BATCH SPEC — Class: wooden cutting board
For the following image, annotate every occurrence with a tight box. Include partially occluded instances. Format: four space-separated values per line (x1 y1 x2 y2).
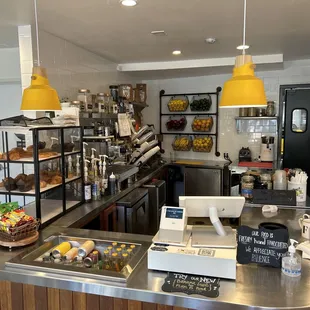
0 231 39 248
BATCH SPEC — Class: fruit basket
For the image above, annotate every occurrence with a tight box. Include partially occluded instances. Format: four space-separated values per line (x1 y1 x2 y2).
192 136 213 153
190 95 212 112
172 136 192 151
192 116 213 132
168 96 189 112
0 206 40 241
0 219 40 241
165 116 187 131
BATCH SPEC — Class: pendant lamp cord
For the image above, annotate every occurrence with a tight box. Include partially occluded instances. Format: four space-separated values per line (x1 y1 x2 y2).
242 0 247 63
34 0 40 66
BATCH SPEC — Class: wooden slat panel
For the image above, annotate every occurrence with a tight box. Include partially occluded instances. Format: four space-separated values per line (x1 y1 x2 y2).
0 281 12 310
59 289 73 310
99 296 113 310
72 292 86 310
48 288 60 310
35 286 48 310
11 282 23 310
23 284 35 310
157 305 173 310
128 300 142 310
173 307 187 310
142 302 157 310
86 294 99 310
114 298 128 310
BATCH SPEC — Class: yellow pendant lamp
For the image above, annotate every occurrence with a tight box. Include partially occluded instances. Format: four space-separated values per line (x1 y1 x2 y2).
220 0 267 108
20 0 61 111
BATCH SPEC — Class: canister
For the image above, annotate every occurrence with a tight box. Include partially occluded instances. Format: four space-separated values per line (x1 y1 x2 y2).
52 242 72 258
241 175 255 200
64 247 79 261
78 240 95 258
84 254 95 268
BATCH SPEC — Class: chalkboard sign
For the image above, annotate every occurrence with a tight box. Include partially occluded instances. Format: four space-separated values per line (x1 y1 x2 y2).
237 225 289 268
162 272 220 298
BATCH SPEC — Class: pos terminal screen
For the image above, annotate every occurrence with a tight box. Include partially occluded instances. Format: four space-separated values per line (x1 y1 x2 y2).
166 208 183 219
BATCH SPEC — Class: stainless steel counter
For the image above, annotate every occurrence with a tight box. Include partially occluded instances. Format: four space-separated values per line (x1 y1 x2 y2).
1 206 310 309
51 163 166 228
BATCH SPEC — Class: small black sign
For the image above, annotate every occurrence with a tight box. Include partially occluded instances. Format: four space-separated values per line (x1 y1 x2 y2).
237 225 289 268
162 272 220 298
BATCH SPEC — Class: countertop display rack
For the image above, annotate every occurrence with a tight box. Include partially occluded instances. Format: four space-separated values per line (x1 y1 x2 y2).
0 125 84 228
159 87 222 157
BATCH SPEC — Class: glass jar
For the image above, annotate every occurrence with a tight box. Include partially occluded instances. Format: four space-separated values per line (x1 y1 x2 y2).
260 174 272 189
77 89 91 112
241 175 255 200
109 85 119 102
266 101 275 117
70 100 83 109
97 93 107 113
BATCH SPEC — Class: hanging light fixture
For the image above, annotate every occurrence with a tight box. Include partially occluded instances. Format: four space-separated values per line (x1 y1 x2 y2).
220 0 267 108
20 0 61 111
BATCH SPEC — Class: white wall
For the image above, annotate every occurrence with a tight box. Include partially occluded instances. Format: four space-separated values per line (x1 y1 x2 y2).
18 26 135 100
142 59 310 162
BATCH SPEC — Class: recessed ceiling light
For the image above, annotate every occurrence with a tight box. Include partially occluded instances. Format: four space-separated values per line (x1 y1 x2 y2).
172 50 181 55
205 38 217 44
237 44 250 50
120 0 137 7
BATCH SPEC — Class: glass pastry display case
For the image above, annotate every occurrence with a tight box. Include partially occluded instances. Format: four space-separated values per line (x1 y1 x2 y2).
6 232 151 284
0 122 84 228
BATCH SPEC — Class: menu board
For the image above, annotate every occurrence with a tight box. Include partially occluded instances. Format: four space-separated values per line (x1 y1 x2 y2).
162 272 220 298
237 225 289 268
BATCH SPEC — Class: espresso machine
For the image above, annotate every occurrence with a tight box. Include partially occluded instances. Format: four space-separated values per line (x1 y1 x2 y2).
260 136 274 162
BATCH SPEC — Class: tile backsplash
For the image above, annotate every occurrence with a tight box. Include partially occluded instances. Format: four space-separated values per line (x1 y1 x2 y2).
142 59 310 162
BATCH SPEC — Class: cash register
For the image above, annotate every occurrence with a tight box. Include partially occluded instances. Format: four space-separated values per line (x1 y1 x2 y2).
148 196 245 280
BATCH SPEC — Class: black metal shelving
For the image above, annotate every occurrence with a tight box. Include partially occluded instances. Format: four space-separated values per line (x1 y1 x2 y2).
159 87 222 157
0 126 84 228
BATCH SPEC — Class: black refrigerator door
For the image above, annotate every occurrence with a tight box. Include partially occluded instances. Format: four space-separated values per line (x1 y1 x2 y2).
283 89 310 192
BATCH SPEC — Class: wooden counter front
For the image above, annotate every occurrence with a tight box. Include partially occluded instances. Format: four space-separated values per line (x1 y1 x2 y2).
0 281 189 310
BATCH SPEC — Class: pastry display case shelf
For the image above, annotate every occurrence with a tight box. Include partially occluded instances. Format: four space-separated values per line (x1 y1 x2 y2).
0 151 82 164
0 176 81 196
25 199 80 225
0 124 84 227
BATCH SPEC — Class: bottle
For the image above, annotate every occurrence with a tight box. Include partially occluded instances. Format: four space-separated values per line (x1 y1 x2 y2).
92 159 101 201
84 159 92 202
68 155 73 177
109 172 116 195
282 239 301 277
100 155 109 196
74 155 82 197
83 142 88 159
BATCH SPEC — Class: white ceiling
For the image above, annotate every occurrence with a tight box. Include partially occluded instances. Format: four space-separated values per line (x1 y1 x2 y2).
1 0 310 63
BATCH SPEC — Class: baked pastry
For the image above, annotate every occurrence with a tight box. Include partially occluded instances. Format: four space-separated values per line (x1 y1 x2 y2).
40 181 47 188
16 179 33 192
39 152 58 159
15 174 27 183
50 175 62 185
3 177 17 191
68 173 74 179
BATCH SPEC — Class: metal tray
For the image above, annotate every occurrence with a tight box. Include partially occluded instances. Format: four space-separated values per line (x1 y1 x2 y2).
6 233 151 284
